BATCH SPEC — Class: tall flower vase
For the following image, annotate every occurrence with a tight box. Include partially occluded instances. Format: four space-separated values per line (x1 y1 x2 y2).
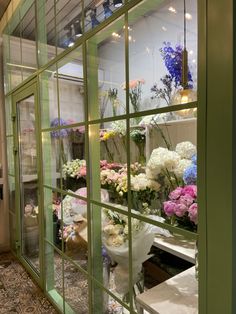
136 142 146 165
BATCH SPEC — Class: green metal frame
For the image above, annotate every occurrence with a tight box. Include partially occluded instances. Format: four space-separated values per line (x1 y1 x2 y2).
5 0 236 313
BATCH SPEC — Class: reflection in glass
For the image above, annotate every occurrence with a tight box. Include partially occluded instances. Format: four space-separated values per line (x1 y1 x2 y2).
17 95 39 272
128 0 197 112
87 17 126 120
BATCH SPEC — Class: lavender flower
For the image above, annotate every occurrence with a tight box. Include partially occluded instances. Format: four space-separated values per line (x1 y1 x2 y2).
50 118 70 138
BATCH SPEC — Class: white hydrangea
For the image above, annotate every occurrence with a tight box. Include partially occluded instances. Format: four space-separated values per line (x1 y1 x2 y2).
146 147 180 178
175 141 196 159
111 120 126 136
131 173 161 192
174 159 192 178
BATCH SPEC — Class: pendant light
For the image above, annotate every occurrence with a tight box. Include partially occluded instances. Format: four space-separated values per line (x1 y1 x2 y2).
179 0 196 105
113 0 123 8
74 20 83 37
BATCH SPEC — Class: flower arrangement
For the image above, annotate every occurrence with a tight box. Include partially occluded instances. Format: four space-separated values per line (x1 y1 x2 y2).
102 208 154 294
163 185 197 231
108 88 119 116
183 154 197 185
122 79 145 121
130 127 146 164
146 141 196 198
160 42 193 89
62 159 86 179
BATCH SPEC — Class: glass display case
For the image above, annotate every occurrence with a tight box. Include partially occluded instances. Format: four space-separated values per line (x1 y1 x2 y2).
4 0 200 313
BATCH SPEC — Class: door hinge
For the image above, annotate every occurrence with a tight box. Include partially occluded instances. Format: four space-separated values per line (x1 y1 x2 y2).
15 241 20 250
13 147 18 154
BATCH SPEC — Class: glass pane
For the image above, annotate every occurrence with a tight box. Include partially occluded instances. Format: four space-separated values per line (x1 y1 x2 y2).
87 17 126 120
7 136 14 176
129 111 197 226
21 2 37 80
63 259 89 313
45 244 64 313
5 96 13 136
56 1 82 52
128 0 197 112
3 32 11 94
57 48 85 124
42 131 61 190
37 0 57 66
9 176 16 214
44 188 62 250
61 196 88 270
133 219 197 314
90 120 127 209
100 207 130 304
17 94 39 272
40 64 58 130
8 8 22 90
9 212 17 253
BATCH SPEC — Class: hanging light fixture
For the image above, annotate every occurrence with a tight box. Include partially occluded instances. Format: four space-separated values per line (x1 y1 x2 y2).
103 0 113 19
113 0 123 8
74 20 83 37
90 8 100 28
179 0 196 105
171 0 196 116
64 26 75 48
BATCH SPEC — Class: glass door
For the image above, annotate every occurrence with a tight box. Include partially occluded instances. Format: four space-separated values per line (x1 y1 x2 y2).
13 81 42 286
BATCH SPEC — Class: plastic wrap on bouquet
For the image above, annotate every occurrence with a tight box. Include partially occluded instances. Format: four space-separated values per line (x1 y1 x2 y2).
103 224 154 295
61 188 109 224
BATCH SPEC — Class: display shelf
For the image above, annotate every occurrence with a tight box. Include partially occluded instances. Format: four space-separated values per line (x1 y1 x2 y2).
136 266 198 314
153 235 196 264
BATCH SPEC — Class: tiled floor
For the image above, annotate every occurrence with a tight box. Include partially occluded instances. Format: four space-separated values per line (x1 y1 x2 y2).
0 252 57 314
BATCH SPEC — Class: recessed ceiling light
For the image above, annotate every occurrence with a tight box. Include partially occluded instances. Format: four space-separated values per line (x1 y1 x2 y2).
168 6 177 13
189 50 194 55
162 26 167 31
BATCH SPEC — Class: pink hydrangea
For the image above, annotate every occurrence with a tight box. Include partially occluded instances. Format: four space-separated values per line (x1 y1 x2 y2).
188 203 198 224
169 187 183 200
174 203 188 217
163 201 177 216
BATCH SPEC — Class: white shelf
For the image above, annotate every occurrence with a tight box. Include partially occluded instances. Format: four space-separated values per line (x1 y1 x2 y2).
136 266 198 314
153 235 196 264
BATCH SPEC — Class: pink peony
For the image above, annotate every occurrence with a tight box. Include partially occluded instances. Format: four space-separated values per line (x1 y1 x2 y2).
174 203 188 217
169 187 183 200
188 203 198 224
179 195 194 207
163 201 177 216
182 185 197 198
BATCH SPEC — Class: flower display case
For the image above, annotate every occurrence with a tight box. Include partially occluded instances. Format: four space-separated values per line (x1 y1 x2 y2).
3 0 203 313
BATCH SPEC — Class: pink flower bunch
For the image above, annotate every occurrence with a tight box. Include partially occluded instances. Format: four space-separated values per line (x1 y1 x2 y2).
100 160 122 170
76 166 87 178
121 79 145 90
163 185 198 225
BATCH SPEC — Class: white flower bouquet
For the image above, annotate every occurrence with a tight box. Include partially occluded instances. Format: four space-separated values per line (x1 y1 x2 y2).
102 209 154 295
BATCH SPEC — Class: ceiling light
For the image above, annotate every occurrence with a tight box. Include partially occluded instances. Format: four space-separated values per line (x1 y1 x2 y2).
162 26 167 31
168 6 177 13
113 0 123 8
74 20 83 37
103 0 113 19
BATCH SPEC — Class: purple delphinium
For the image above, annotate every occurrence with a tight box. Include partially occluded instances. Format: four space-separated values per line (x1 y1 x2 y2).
50 118 70 138
160 42 193 89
